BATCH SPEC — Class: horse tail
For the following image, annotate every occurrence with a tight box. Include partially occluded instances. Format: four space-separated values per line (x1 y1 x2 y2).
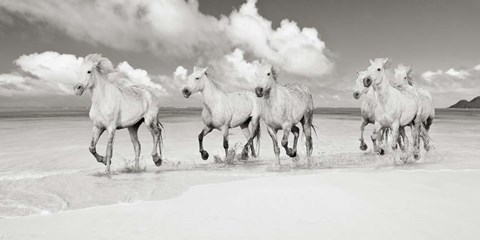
420 121 430 142
156 115 165 149
254 123 261 157
311 124 318 138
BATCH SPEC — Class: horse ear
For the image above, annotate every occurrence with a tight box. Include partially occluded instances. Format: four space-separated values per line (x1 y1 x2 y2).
203 67 209 76
369 59 374 65
193 66 199 72
383 58 391 69
355 70 360 76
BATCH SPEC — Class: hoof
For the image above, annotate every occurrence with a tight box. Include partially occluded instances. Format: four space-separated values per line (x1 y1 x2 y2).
424 145 431 152
153 155 162 166
359 143 368 151
97 156 106 165
200 150 209 160
377 148 385 155
287 148 297 158
241 150 249 160
413 153 420 161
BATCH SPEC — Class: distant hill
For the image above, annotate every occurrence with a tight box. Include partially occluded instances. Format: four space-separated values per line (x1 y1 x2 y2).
449 96 480 108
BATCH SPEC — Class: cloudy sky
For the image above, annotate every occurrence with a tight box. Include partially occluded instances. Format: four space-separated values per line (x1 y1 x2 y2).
0 0 479 108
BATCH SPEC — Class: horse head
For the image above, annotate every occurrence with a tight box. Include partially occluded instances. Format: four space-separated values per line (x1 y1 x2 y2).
394 64 414 87
363 58 391 89
182 66 208 98
74 54 114 96
254 61 278 98
353 70 369 99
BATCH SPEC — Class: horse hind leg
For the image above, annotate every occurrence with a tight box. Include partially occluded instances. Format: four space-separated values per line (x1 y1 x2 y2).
222 127 230 161
301 112 314 158
240 121 252 160
128 122 142 171
422 117 433 151
146 119 162 166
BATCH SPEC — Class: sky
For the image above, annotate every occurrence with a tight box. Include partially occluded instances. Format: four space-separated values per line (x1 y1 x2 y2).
0 0 479 108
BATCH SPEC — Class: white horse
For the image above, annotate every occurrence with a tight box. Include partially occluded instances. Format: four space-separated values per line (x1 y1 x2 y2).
394 65 435 150
362 58 423 160
74 54 164 173
254 62 314 165
353 70 407 153
181 66 261 161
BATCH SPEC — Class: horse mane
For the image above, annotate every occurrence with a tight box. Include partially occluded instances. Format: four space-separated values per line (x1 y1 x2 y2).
203 68 226 91
85 53 115 75
271 66 279 81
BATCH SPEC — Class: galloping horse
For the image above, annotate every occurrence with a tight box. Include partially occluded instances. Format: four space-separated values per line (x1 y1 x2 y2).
362 58 423 160
182 66 261 161
74 54 164 173
394 65 435 150
353 70 407 153
254 61 314 165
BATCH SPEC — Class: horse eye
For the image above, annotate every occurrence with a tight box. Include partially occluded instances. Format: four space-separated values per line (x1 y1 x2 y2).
195 77 199 80
377 68 381 72
404 77 407 80
267 73 271 76
87 70 91 74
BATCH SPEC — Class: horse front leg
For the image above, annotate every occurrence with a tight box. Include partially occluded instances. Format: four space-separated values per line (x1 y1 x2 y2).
198 126 213 160
89 126 105 165
240 119 259 160
371 123 384 155
398 127 407 151
281 126 294 158
390 122 400 152
104 127 116 173
267 126 281 166
290 126 300 158
359 119 369 151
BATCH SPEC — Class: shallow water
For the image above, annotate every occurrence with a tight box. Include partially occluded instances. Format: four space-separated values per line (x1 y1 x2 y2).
0 108 479 217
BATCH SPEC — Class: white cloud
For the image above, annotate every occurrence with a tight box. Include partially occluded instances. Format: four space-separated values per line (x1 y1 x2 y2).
207 49 261 90
421 70 442 82
418 64 480 105
226 1 332 77
0 0 333 79
173 66 188 81
0 51 174 96
445 68 470 79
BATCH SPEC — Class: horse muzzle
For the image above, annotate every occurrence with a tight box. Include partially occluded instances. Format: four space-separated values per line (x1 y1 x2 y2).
363 77 372 88
353 91 360 99
182 88 191 98
255 87 264 97
74 84 84 96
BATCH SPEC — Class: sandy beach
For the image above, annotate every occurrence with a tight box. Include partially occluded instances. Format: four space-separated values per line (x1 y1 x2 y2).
1 108 479 239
